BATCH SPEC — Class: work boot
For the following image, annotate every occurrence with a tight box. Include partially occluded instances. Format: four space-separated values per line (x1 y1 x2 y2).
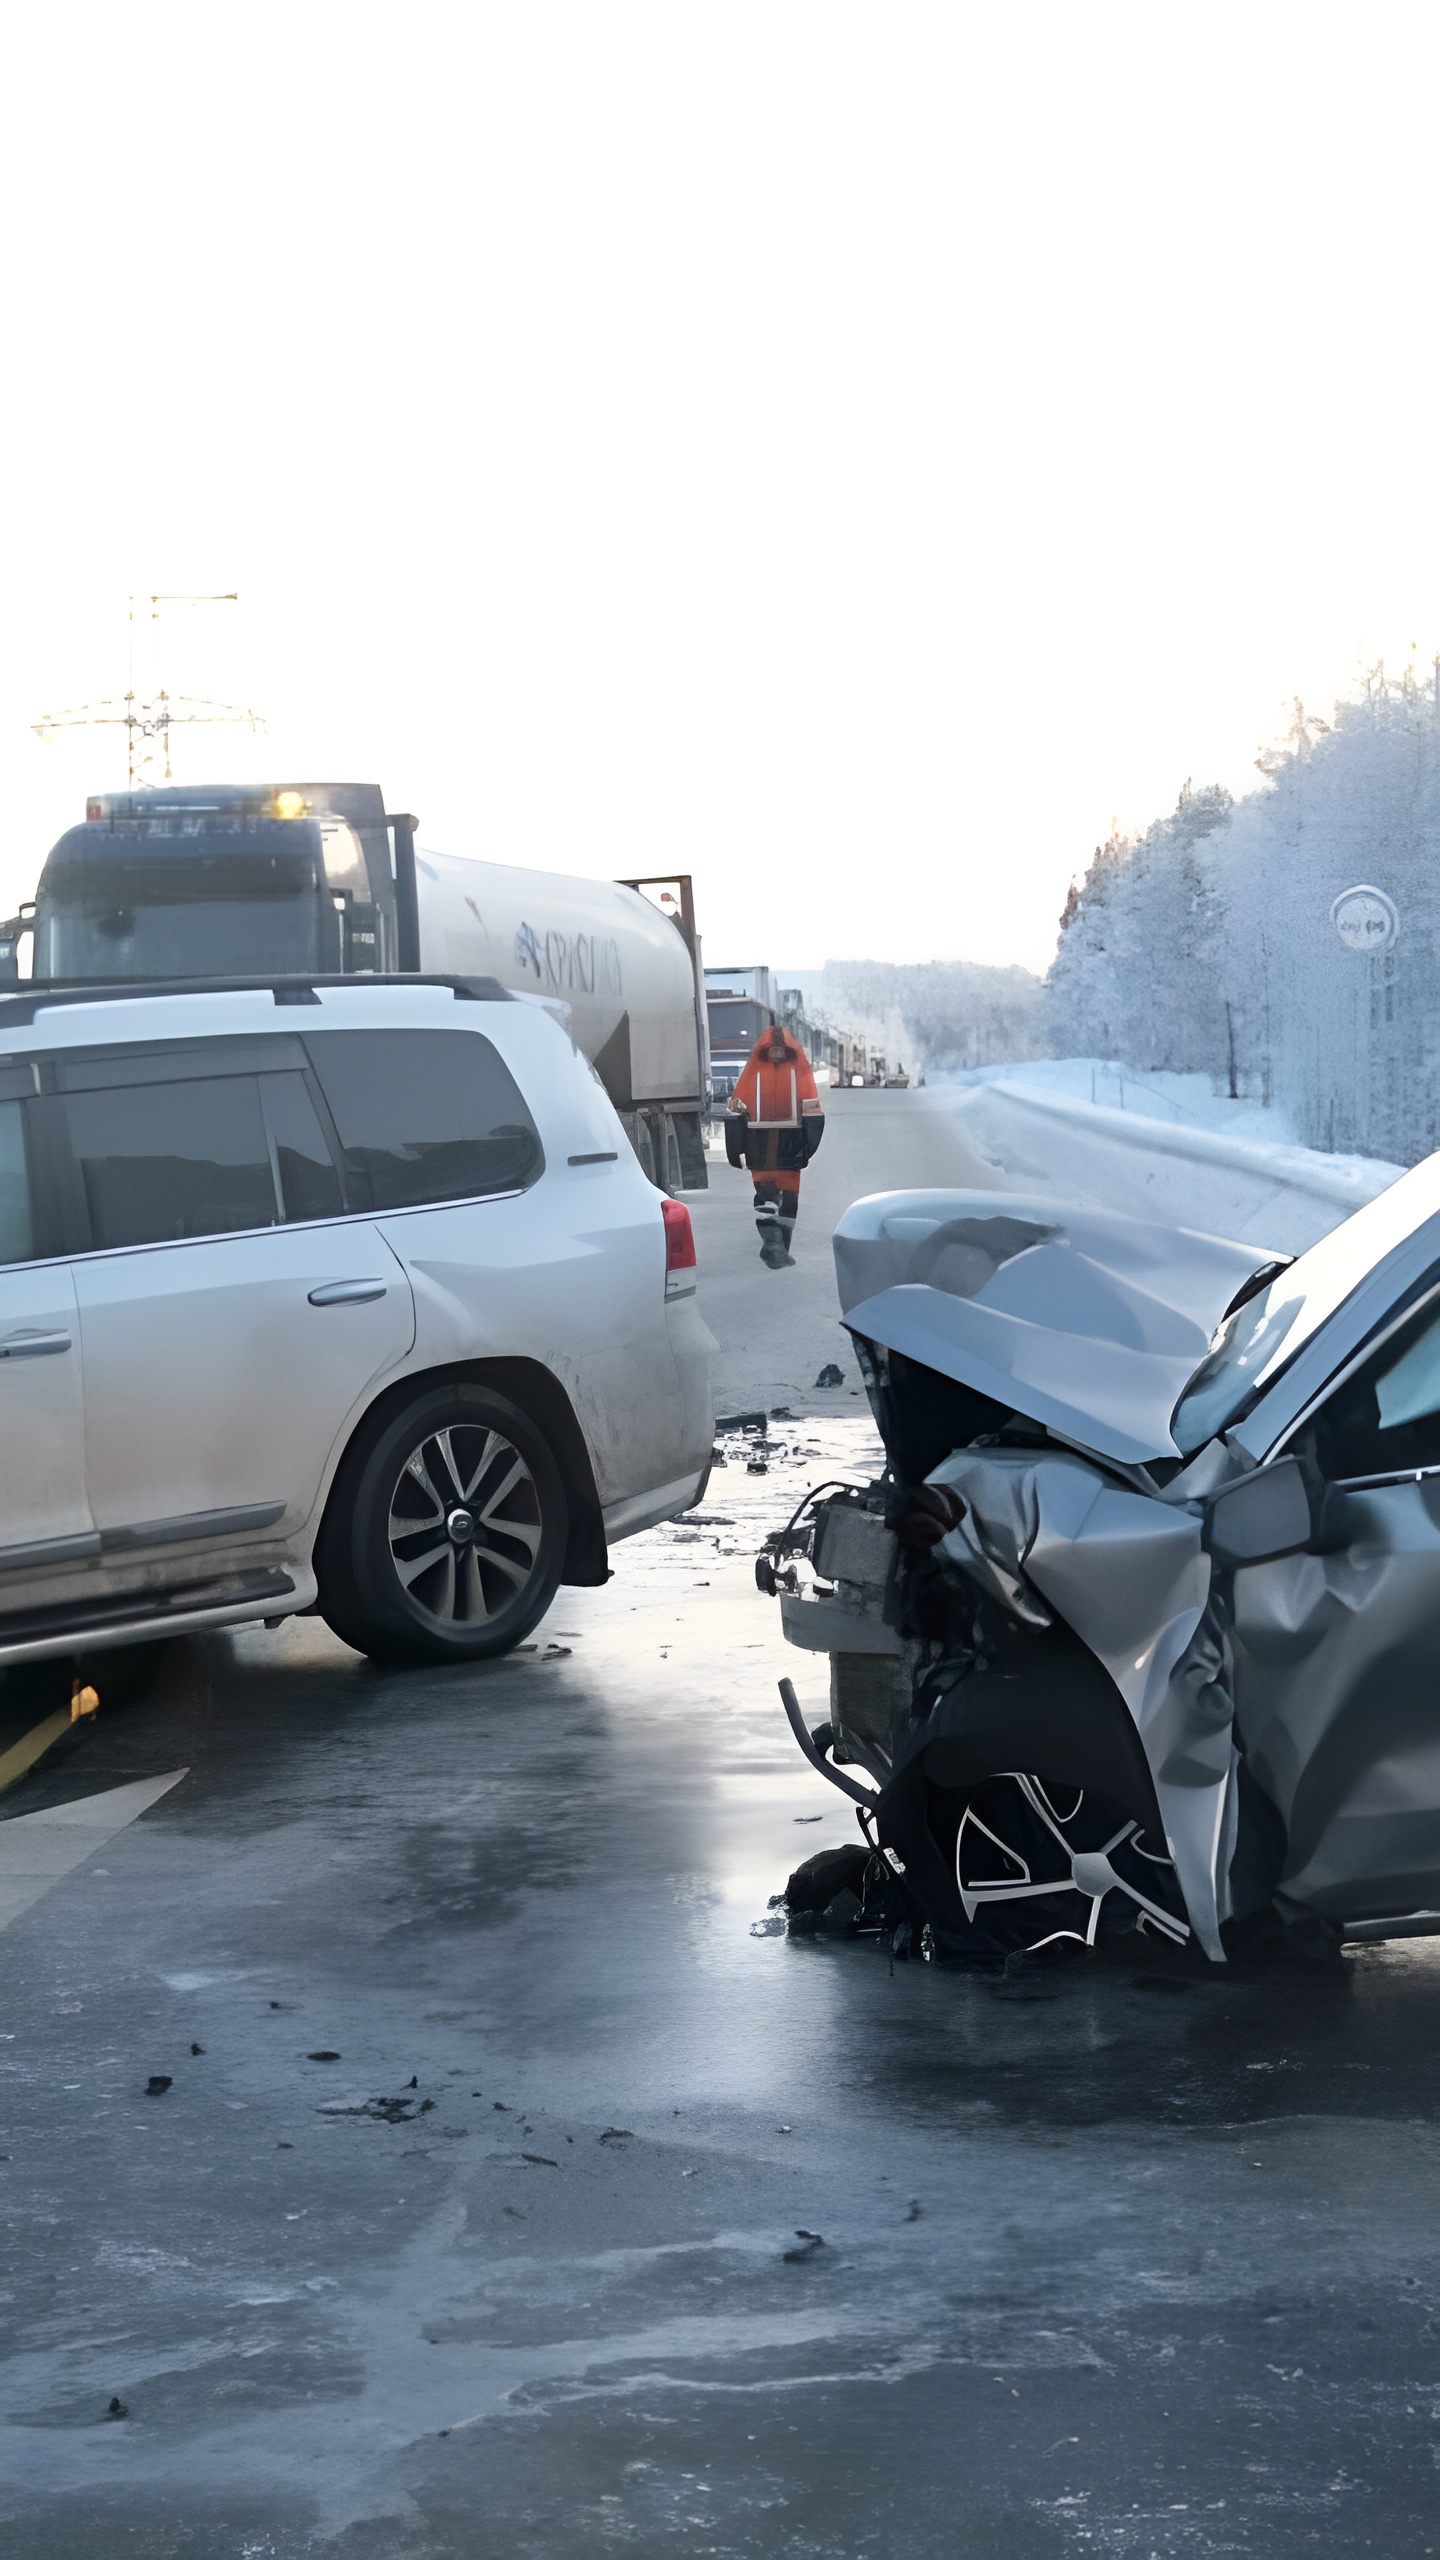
775 1218 796 1266
755 1207 781 1263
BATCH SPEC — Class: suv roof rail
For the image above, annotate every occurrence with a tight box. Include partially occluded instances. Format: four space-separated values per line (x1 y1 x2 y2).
0 973 514 1029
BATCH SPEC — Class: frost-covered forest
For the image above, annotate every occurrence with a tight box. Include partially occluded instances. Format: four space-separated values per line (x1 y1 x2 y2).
1049 669 1440 1163
806 959 1046 1074
807 670 1440 1163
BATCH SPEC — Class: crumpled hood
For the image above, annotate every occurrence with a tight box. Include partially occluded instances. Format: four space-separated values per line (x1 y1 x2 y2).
835 1190 1276 1466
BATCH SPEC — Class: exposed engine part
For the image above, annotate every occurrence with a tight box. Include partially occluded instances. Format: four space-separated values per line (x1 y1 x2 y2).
759 1481 908 1784
777 1678 878 1808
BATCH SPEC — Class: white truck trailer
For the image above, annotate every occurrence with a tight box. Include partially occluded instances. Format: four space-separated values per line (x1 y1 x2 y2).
0 781 710 1189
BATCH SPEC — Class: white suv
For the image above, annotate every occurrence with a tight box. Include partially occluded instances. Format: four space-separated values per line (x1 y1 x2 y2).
0 974 713 1668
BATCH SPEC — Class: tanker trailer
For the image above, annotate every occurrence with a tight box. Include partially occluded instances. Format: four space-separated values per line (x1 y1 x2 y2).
4 781 709 1190
412 844 709 1189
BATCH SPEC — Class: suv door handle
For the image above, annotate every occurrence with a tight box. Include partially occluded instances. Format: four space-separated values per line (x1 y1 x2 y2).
307 1280 388 1306
0 1329 72 1358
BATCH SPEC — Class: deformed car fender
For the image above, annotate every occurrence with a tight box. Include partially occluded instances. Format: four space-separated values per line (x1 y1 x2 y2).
926 1446 1237 1959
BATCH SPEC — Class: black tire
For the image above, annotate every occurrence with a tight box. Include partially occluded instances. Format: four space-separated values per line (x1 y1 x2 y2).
316 1383 568 1666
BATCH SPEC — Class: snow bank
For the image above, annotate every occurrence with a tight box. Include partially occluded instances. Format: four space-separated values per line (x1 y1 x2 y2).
939 1059 1405 1255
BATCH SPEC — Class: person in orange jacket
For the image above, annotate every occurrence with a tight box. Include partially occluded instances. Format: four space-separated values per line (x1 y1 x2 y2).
724 1021 825 1267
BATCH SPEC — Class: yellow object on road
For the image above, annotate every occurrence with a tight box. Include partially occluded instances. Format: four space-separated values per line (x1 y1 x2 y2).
0 1708 73 1796
0 1683 99 1798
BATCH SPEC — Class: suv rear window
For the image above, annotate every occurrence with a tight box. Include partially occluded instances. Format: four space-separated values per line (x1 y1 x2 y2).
302 1029 542 1211
0 1100 32 1263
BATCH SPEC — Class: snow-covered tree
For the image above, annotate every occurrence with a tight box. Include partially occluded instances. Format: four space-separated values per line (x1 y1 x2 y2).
1210 671 1440 1160
1048 783 1232 1077
1046 667 1440 1164
815 958 1046 1073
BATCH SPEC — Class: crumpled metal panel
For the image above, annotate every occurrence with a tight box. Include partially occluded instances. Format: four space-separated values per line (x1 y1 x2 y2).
848 1284 1200 1466
835 1192 1272 1466
835 1192 1268 1330
927 1447 1237 1958
1228 1481 1440 1920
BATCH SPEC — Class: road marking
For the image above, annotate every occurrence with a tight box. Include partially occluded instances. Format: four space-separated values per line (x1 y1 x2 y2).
0 1771 188 1933
0 1708 74 1796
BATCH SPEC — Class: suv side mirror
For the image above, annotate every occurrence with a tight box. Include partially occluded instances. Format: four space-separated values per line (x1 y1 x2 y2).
1205 1454 1313 1567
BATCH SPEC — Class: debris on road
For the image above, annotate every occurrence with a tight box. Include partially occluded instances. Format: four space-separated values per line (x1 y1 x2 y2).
815 1363 845 1387
323 2093 437 2124
781 1845 905 1943
144 2075 172 2094
783 2229 825 2262
786 1845 869 1911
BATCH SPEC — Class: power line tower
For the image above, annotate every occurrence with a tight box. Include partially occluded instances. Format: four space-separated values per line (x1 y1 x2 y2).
32 593 265 785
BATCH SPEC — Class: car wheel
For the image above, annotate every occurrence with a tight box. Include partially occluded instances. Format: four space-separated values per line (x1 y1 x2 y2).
317 1384 568 1666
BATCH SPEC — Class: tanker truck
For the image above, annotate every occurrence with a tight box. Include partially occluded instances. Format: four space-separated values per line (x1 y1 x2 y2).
0 781 710 1189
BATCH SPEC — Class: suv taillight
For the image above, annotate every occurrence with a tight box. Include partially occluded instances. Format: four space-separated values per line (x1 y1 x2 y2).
661 1197 697 1298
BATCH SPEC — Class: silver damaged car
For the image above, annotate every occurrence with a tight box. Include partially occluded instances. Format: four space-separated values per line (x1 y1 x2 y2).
766 1172 1440 1965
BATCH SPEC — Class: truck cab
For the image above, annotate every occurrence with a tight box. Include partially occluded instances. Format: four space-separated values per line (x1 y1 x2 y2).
9 783 408 987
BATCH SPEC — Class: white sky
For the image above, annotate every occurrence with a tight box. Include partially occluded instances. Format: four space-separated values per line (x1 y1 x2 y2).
3 1 1440 975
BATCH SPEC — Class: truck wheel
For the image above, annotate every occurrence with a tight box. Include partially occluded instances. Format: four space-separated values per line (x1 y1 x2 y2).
317 1384 567 1666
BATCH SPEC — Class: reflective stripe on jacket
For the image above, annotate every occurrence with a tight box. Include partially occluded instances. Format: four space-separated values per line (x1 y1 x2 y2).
727 1034 822 1129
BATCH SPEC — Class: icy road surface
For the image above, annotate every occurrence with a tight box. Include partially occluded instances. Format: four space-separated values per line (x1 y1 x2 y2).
2 1091 1440 2558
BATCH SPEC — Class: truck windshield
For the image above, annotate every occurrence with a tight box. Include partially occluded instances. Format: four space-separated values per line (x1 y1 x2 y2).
1171 1152 1440 1452
33 835 325 982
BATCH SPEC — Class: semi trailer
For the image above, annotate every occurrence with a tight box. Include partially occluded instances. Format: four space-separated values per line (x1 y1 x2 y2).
0 782 710 1189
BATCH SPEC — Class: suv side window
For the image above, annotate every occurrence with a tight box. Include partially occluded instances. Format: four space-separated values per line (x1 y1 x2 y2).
302 1029 543 1212
1311 1285 1440 1480
63 1075 280 1249
0 1097 33 1264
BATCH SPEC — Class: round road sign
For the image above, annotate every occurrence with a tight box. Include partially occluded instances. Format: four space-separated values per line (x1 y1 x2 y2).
1330 885 1398 954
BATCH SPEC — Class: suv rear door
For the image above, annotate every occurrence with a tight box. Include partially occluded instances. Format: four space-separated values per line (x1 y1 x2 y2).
53 1036 415 1572
294 1020 684 1508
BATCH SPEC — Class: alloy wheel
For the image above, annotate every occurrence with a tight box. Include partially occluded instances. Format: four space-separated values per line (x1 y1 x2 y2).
387 1423 544 1629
